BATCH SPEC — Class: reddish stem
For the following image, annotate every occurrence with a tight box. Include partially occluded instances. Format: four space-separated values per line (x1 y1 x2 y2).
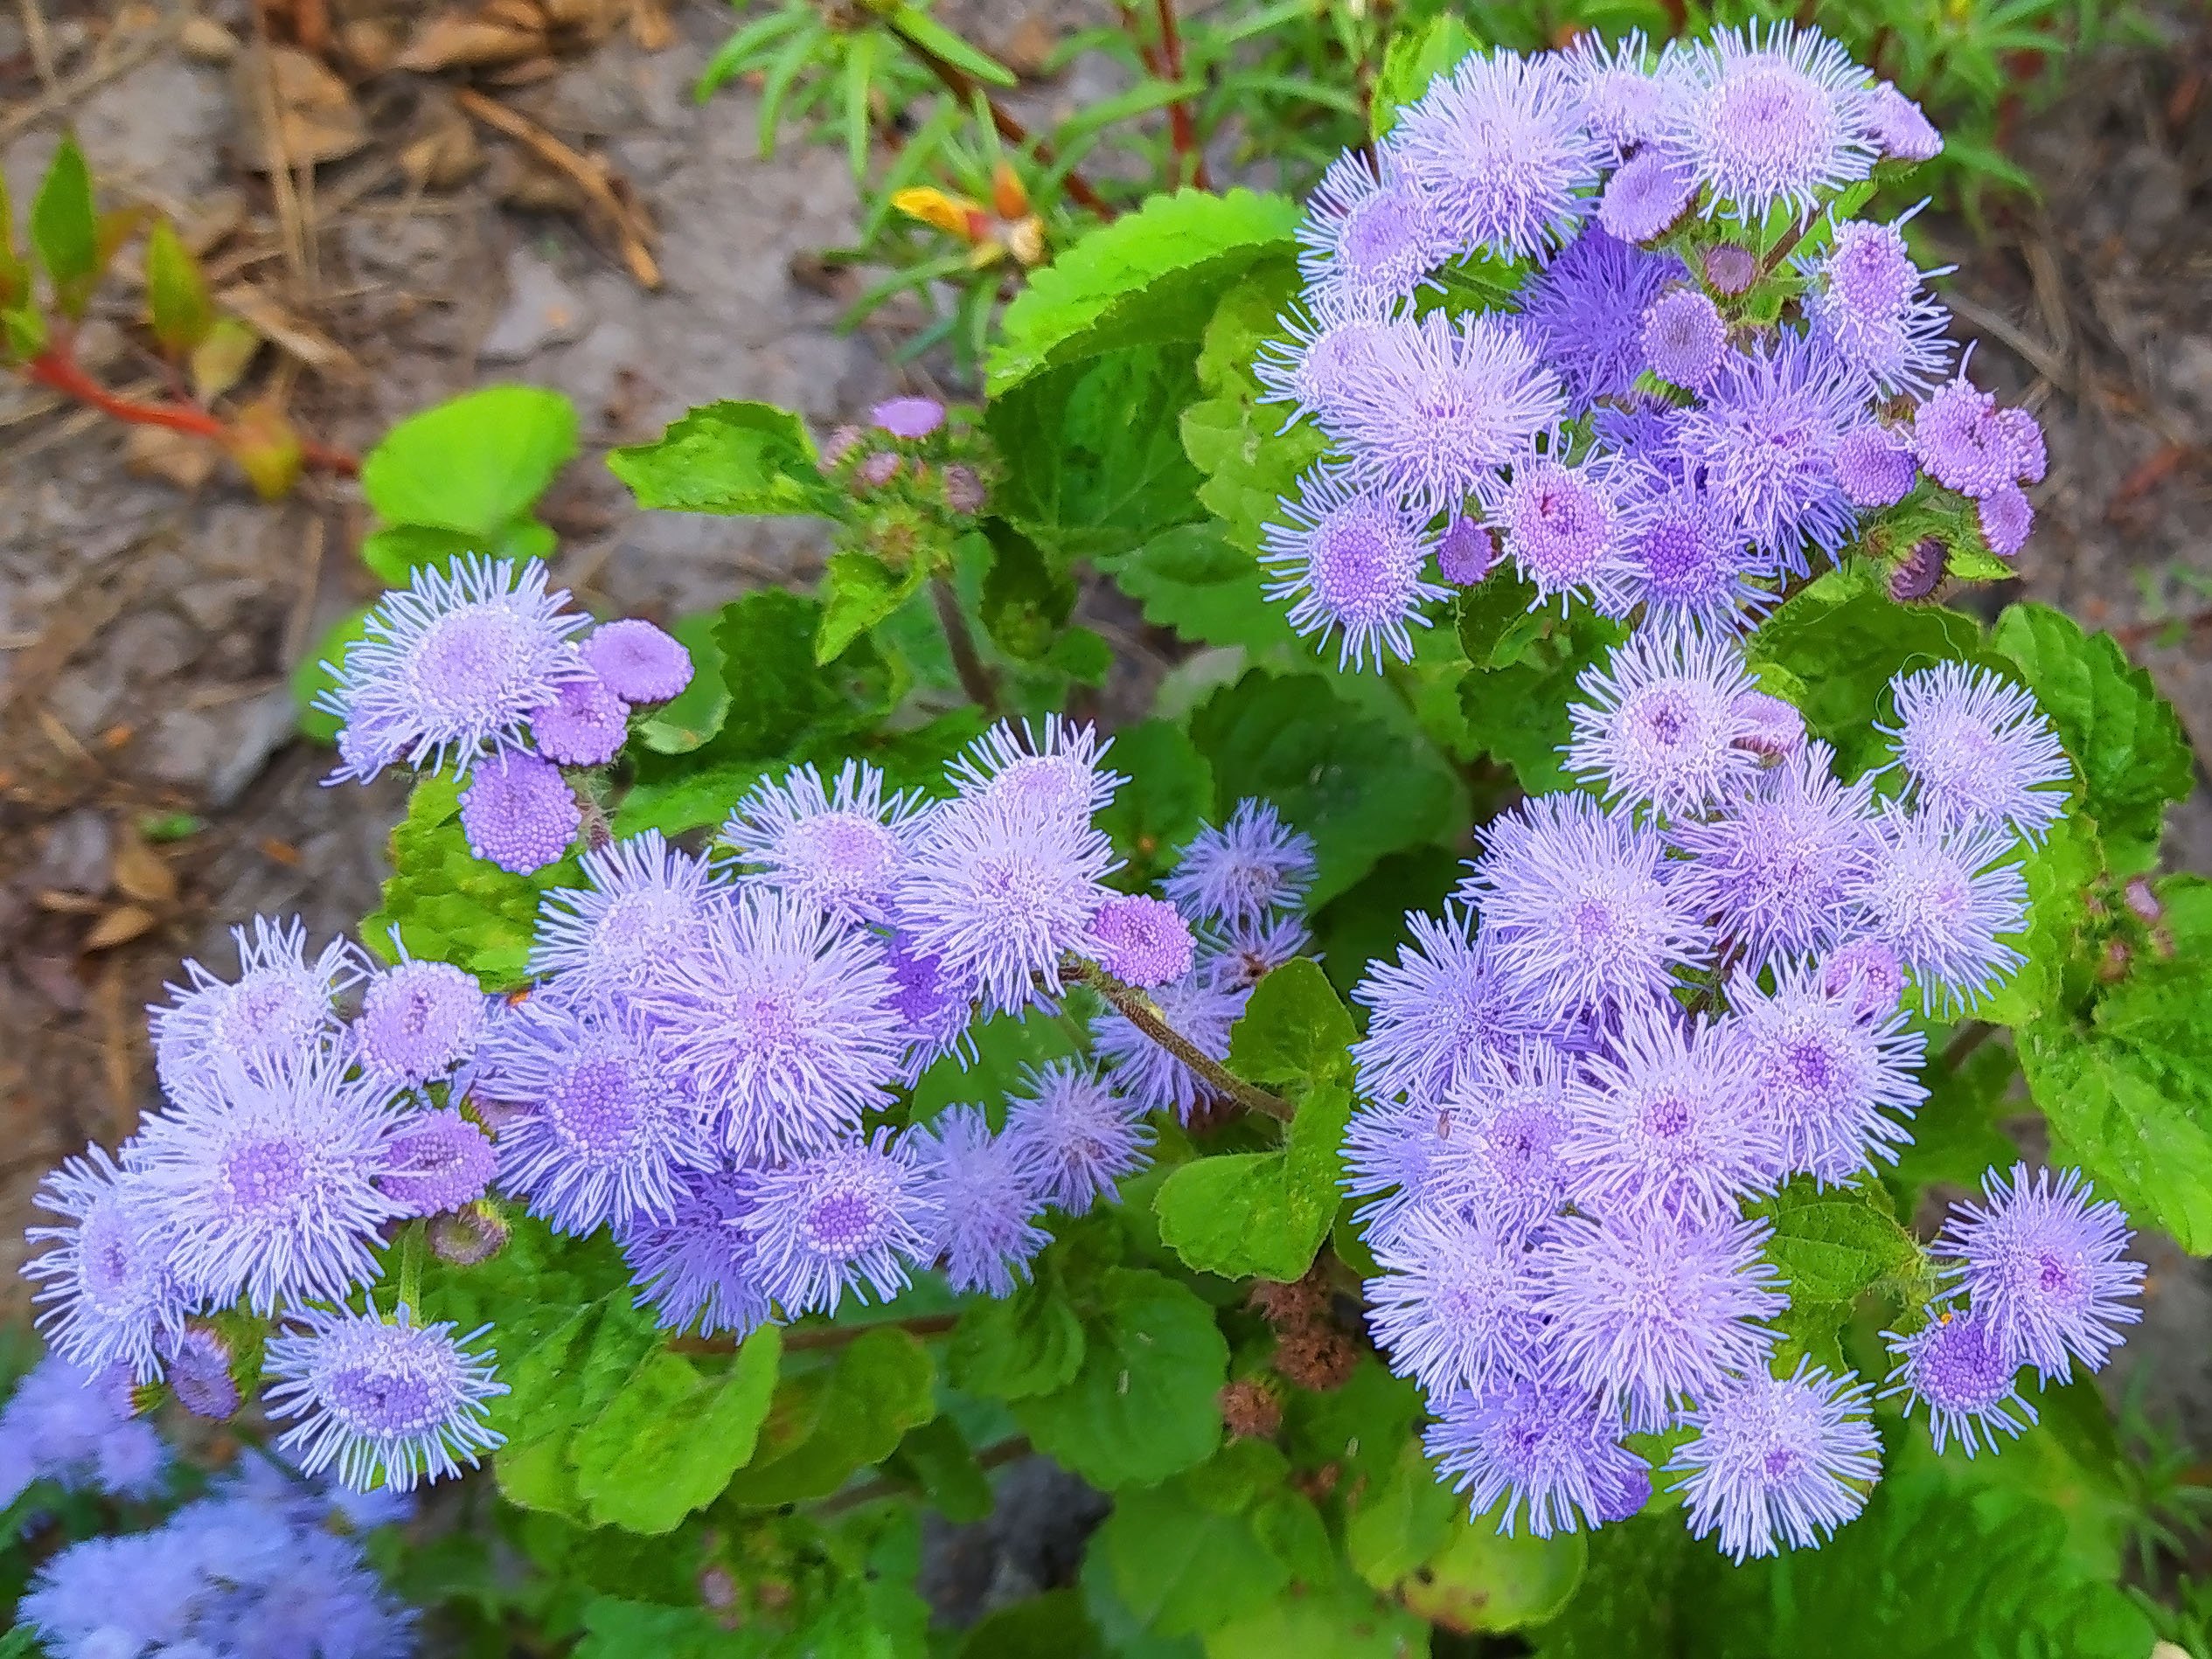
1153 0 1212 191
24 344 358 475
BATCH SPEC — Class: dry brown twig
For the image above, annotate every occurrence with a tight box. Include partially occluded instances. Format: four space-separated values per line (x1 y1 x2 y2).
454 87 662 287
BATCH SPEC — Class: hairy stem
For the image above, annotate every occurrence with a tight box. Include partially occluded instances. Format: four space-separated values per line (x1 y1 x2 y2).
24 344 359 475
1066 957 1295 1122
395 1220 428 1316
1940 1019 1998 1072
780 1312 960 1353
931 574 1002 717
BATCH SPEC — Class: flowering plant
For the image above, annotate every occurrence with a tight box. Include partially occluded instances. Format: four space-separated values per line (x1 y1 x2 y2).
14 24 2212 1657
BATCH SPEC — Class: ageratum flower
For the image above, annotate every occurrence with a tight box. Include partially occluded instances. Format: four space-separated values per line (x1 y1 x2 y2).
721 758 924 924
264 1306 505 1492
528 670 630 767
741 1129 940 1316
1980 484 2035 559
1443 1043 1580 1235
1597 149 1697 242
457 749 580 875
320 554 591 783
163 1326 240 1421
1206 912 1313 992
130 1052 408 1316
1165 798 1318 927
914 1106 1051 1298
1665 23 1875 218
378 1111 497 1218
150 914 358 1100
1089 893 1196 989
1351 908 1542 1106
1730 687 1807 759
1261 465 1445 670
1341 1095 1498 1253
19 1530 205 1654
1805 218 1956 395
1848 807 2028 1013
1003 1061 1154 1215
1395 49 1606 259
1643 288 1728 387
1912 371 2038 499
1881 1307 2036 1455
1820 936 1907 1017
1833 422 1917 508
1561 29 1666 156
1255 292 1401 430
0 1356 171 1508
631 890 905 1162
1566 629 1762 817
620 1170 774 1340
1424 1377 1651 1538
947 714 1127 823
351 951 489 1090
1866 80 1942 161
1367 1210 1544 1399
1605 467 1776 635
1494 451 1645 607
529 828 720 996
1093 969 1248 1121
1880 663 2069 843
873 395 945 439
25 1144 181 1382
1517 230 1683 413
1937 1164 2144 1379
884 928 982 1082
581 617 693 705
1730 964 1928 1184
1669 1359 1881 1559
1297 147 1451 307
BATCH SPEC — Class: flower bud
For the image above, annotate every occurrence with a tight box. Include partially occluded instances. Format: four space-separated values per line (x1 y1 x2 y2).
820 424 864 468
429 1199 511 1267
1436 516 1497 586
2124 877 2161 925
942 463 986 515
1889 535 1945 602
2097 938 2132 982
1704 244 1757 296
855 451 902 489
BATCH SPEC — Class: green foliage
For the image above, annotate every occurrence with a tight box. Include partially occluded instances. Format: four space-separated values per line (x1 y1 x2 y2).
31 135 97 318
567 1333 783 1533
1095 718 1214 887
144 218 212 357
358 385 578 582
1747 1177 1926 1366
721 1328 938 1508
1370 16 1479 136
608 399 843 518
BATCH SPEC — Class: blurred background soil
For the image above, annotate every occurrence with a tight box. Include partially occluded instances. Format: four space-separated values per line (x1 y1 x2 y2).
1 0 2209 1491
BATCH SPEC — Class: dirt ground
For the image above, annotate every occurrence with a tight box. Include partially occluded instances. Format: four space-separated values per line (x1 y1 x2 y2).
2 0 2210 1463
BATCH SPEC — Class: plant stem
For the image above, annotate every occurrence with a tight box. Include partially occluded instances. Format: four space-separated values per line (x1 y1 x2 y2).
815 1434 1033 1517
1151 0 1212 191
1940 1019 1997 1072
1065 957 1295 1122
24 343 358 475
395 1220 428 1316
780 1312 960 1352
1760 212 1816 276
930 573 1001 717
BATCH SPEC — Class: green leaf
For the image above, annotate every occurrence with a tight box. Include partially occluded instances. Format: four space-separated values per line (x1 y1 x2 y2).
1884 1039 2019 1216
1013 1267 1227 1489
962 1590 1104 1658
1200 1560 1428 1659
911 1003 1087 1122
574 1598 754 1658
1104 523 1302 656
882 1415 992 1524
1224 959 1357 1093
1096 1447 1304 1638
978 519 1075 660
634 609 732 755
0 170 26 311
1155 1079 1353 1282
1455 566 1544 670
1990 601 2195 873
673 589 901 770
1370 16 1478 137
988 190 1301 393
358 519 558 585
1189 671 1456 907
1974 812 2101 1027
1747 1176 1921 1358
987 346 1209 564
884 2 1017 87
721 1327 937 1508
1311 845 1464 1001
607 399 843 518
1349 1444 1586 1634
1457 604 1625 793
360 385 579 537
292 602 374 745
31 135 97 316
949 1257 1086 1402
144 217 212 356
817 549 929 664
612 760 768 839
359 777 581 988
1095 718 1214 888
567 1328 783 1533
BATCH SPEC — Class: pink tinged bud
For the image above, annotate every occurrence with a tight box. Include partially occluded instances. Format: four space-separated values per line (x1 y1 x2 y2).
428 1200 511 1267
856 452 902 489
1436 516 1498 586
1704 245 1758 297
821 425 865 467
943 463 986 515
1729 690 1805 760
2097 938 2131 982
872 396 945 440
1889 536 1945 602
2124 877 2161 925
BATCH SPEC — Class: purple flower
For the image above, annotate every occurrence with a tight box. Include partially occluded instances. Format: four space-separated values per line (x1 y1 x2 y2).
1332 309 1565 522
1350 909 1542 1106
150 914 358 1100
741 1129 940 1316
1731 688 1806 759
130 1052 407 1316
352 954 488 1089
1164 798 1317 927
1979 483 2034 559
1368 1211 1543 1399
620 1170 773 1339
1261 466 1444 670
1090 893 1195 988
1604 468 1774 634
457 749 580 874
21 1531 205 1654
721 759 923 924
1093 968 1247 1121
1255 292 1401 430
1517 231 1683 413
1676 330 1869 566
1847 807 2028 1013
379 1110 497 1217
1833 422 1917 507
320 554 591 783
0 1355 172 1505
1564 1003 1777 1216
1642 288 1727 387
529 828 720 996
915 1106 1050 1297
1566 629 1761 816
163 1325 240 1420
1003 1060 1153 1214
1596 149 1697 242
1730 964 1927 1184
1464 793 1710 1020
1396 50 1605 258
947 714 1127 823
1805 219 1955 395
529 670 630 767
1424 1376 1649 1538
1912 371 2035 499
1495 451 1643 605
1866 80 1943 162
189 1520 418 1659
1562 30 1666 155
1436 516 1498 586
26 1143 181 1381
1441 1043 1580 1235
630 891 905 1163
1998 406 2048 482
858 451 903 488
873 395 945 439
1703 243 1759 296
1665 23 1875 218
1820 937 1906 1017
581 618 693 705
1669 1359 1881 1560
1937 1163 2144 1379
264 1305 505 1492
1342 1097 1492 1254
1669 739 1877 972
1297 147 1450 306
894 793 1118 1016
885 928 981 1082
1539 1206 1784 1426
1881 663 2069 843
1881 1307 2035 1455
1205 912 1311 992
490 991 693 1180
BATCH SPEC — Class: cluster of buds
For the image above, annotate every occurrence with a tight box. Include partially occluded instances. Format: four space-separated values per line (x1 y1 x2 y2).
893 161 1047 269
819 395 998 572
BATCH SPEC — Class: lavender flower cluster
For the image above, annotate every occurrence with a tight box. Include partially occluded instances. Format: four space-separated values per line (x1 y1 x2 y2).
1345 636 2140 1558
1260 24 2048 666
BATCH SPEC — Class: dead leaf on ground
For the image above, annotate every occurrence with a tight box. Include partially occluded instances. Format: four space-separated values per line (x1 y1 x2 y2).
397 10 546 71
124 426 220 491
400 112 485 189
234 44 370 169
83 905 160 952
629 0 673 52
338 17 400 74
216 284 361 379
110 825 178 906
180 15 240 62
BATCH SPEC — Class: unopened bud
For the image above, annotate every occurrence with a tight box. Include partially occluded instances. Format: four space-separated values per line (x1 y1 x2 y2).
942 463 985 515
820 424 864 468
1705 244 1757 296
1436 516 1497 586
1889 535 1945 602
698 1565 738 1613
164 1325 240 1421
1219 1378 1283 1440
855 451 902 489
2124 877 2161 925
2097 938 2132 982
429 1200 510 1267
1729 689 1805 760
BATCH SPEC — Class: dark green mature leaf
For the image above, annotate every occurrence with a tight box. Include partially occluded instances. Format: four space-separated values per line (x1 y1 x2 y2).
1103 523 1303 656
722 1327 937 1508
960 1589 1104 1658
987 345 1208 564
361 385 579 538
911 1003 1088 1122
567 1329 783 1534
1283 1357 1424 1509
1095 718 1213 888
948 1263 1086 1402
987 189 1300 392
1990 602 2195 873
1192 671 1456 907
360 777 581 988
1455 566 1545 670
881 1416 991 1524
608 399 843 518
696 589 901 765
1974 813 2101 1028
1311 845 1464 1003
1096 1445 1306 1638
978 519 1075 660
1203 1560 1429 1659
1013 1267 1227 1489
1746 1177 1923 1366
1458 605 1626 793
31 135 96 316
1884 1038 2019 1216
635 609 731 755
1370 16 1478 136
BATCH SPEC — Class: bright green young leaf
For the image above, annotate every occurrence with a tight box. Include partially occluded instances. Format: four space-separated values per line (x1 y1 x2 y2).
1990 601 2195 873
1225 960 1357 1093
31 135 97 316
1096 1461 1297 1638
978 520 1075 660
634 608 732 755
1749 1176 1920 1305
358 518 558 585
360 385 580 537
607 399 842 518
144 217 212 357
883 2 1016 87
1456 566 1545 670
721 1326 937 1508
1972 812 2101 1028
1190 671 1456 907
988 189 1301 392
567 1329 783 1534
1095 718 1214 887
1044 625 1113 685
1155 1080 1353 1283
1013 1267 1227 1489
1370 16 1478 136
1201 1559 1429 1659
817 549 929 664
611 760 768 839
882 1416 992 1524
